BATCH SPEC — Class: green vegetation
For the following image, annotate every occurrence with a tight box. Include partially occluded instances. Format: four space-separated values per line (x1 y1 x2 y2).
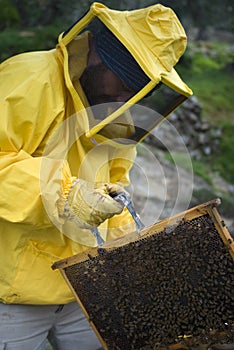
178 42 234 122
211 121 234 183
176 41 234 185
0 0 19 30
0 26 61 62
179 68 234 123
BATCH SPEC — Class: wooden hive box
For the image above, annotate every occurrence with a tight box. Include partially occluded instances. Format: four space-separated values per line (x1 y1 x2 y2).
52 199 234 350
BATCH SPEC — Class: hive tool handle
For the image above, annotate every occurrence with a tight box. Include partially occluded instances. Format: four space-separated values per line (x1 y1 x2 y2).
110 191 145 236
91 227 105 247
91 191 145 248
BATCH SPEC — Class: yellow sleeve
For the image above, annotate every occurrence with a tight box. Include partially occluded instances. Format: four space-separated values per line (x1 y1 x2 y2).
109 145 137 186
0 50 67 227
0 151 51 226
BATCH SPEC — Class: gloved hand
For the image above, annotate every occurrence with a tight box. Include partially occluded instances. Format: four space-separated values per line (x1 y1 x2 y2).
58 178 126 229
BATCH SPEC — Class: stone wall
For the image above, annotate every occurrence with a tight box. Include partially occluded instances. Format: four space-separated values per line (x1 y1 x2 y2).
145 95 222 160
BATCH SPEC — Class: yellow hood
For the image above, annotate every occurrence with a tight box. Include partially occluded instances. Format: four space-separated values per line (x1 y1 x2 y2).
58 2 192 138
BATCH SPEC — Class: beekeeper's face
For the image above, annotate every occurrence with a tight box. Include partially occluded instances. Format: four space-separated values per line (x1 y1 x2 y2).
80 36 135 107
81 61 135 106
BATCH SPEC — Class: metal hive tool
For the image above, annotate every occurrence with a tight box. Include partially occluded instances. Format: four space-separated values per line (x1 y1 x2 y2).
90 191 145 247
52 199 234 350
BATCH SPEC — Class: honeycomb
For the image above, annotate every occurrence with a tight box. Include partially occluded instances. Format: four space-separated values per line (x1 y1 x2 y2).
63 213 234 350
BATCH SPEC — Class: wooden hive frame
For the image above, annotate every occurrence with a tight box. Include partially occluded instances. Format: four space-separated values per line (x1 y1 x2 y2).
52 199 234 350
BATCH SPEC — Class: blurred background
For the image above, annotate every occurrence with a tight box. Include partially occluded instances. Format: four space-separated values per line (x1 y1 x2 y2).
1 0 233 231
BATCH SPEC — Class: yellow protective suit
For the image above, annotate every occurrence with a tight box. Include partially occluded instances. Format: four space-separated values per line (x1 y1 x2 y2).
0 2 192 305
0 31 137 305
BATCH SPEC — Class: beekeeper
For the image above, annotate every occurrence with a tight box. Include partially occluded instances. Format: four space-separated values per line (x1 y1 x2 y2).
0 2 192 349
